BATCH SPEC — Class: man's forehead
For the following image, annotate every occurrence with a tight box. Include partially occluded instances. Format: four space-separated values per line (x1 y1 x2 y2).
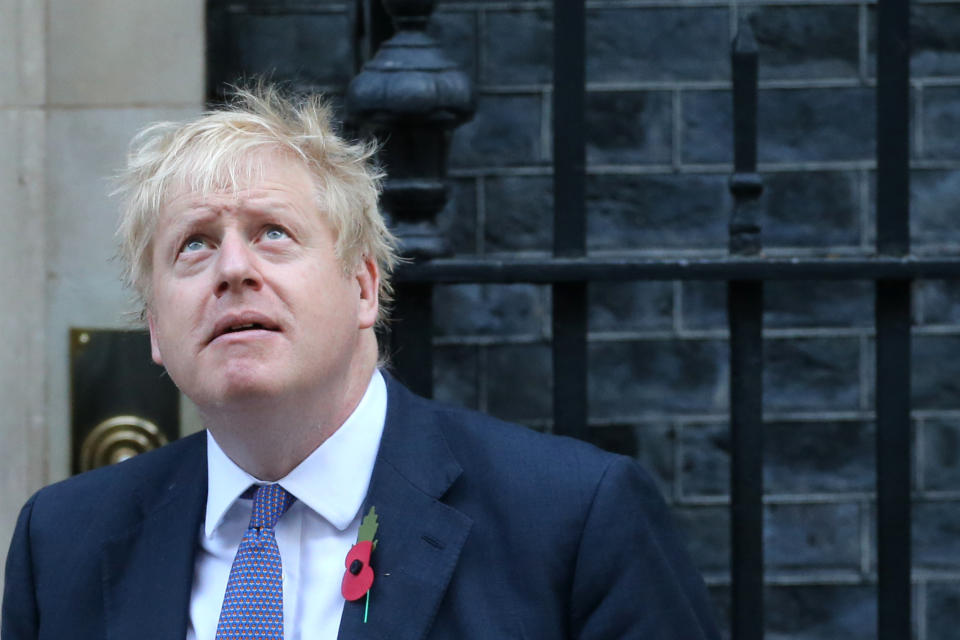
159 170 319 222
160 148 316 204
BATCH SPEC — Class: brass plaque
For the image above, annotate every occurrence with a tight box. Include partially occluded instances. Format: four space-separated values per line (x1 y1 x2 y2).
70 329 180 474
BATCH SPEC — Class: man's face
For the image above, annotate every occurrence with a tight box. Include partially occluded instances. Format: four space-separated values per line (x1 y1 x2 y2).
146 155 379 409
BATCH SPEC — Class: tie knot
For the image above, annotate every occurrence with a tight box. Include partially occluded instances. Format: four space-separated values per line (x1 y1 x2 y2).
249 484 295 531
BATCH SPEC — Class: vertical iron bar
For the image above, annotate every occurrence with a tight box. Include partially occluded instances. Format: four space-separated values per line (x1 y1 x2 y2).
875 280 911 640
552 0 587 440
728 24 764 640
553 0 586 255
392 283 434 398
875 0 912 635
727 281 764 640
876 0 911 254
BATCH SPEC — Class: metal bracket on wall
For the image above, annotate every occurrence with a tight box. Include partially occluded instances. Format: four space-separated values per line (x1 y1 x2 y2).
70 329 180 474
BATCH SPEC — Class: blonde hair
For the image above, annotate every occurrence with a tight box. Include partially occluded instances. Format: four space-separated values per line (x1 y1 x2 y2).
114 85 398 323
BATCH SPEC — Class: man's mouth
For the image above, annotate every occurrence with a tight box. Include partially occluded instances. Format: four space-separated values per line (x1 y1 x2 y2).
225 323 267 333
210 315 281 343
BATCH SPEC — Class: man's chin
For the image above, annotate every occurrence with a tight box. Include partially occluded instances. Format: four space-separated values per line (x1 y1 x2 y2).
195 376 285 409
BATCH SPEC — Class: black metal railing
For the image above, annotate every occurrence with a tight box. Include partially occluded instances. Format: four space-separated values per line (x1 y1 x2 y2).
339 1 934 638
727 24 765 640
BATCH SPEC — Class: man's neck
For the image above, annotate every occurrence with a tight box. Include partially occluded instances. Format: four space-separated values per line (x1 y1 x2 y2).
199 337 379 481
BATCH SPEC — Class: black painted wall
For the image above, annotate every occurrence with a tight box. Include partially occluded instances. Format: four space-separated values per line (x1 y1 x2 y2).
208 1 960 637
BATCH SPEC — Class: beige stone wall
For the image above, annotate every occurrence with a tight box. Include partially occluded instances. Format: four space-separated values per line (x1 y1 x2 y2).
0 0 205 584
0 0 48 591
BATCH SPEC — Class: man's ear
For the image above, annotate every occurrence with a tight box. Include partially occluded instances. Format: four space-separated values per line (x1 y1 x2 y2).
355 257 380 330
147 311 164 366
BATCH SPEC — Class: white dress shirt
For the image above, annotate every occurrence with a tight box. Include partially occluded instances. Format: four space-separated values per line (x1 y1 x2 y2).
186 370 387 640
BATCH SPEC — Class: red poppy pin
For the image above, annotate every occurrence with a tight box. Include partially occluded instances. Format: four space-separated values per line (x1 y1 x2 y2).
342 506 379 621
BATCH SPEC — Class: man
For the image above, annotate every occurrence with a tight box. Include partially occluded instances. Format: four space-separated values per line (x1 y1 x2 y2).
2 87 719 640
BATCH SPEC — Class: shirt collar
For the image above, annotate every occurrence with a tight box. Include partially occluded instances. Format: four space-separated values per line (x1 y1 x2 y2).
204 369 388 538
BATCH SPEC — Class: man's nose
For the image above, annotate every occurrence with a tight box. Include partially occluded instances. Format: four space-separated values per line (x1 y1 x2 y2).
215 233 262 296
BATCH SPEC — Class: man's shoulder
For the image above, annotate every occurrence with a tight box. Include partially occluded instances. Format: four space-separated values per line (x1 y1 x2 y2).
28 432 206 531
387 377 639 498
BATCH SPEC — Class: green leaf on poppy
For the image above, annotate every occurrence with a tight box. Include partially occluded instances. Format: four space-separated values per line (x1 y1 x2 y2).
358 506 379 549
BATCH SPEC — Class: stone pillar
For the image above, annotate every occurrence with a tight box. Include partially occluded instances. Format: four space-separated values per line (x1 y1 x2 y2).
0 0 48 587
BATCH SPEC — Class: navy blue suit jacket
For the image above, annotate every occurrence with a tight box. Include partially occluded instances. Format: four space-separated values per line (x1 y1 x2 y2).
3 375 718 639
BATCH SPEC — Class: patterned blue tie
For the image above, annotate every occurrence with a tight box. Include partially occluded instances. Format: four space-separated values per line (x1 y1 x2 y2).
215 484 296 640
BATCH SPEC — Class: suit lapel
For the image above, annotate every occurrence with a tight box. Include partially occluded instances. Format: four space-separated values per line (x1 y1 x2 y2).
338 376 473 640
102 435 207 640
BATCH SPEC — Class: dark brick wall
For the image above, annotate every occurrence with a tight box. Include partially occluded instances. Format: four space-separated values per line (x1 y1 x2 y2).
425 2 960 638
211 1 960 637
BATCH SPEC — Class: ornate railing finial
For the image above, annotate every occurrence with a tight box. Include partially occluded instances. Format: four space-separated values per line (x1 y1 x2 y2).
729 21 763 256
347 0 475 259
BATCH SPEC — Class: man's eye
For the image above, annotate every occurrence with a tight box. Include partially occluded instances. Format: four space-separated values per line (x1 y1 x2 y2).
263 226 289 241
181 237 207 252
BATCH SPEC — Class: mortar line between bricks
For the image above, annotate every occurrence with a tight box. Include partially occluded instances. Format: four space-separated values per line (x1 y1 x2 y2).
477 345 489 414
914 409 960 419
915 77 960 87
702 571 960 588
859 497 872 577
915 417 926 492
697 574 873 587
595 327 871 340
434 334 545 347
917 490 960 500
914 569 960 581
914 278 927 326
477 7 488 86
437 327 872 345
729 0 739 40
858 167 871 250
597 159 960 172
449 161 905 176
587 79 890 91
909 240 960 250
479 78 960 93
586 245 876 256
435 0 940 11
917 580 927 640
435 2 551 10
680 489 960 503
672 281 684 333
915 84 926 158
540 89 553 165
672 89 683 171
858 334 870 412
858 2 868 84
224 3 348 11
762 573 871 586
586 81 730 91
438 326 960 348
479 84 552 94
759 410 871 421
539 287 552 340
475 175 486 254
678 492 877 505
672 420 685 502
589 0 730 7
588 410 873 425
589 0 877 7
913 325 960 336
427 243 957 258
449 166 553 178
